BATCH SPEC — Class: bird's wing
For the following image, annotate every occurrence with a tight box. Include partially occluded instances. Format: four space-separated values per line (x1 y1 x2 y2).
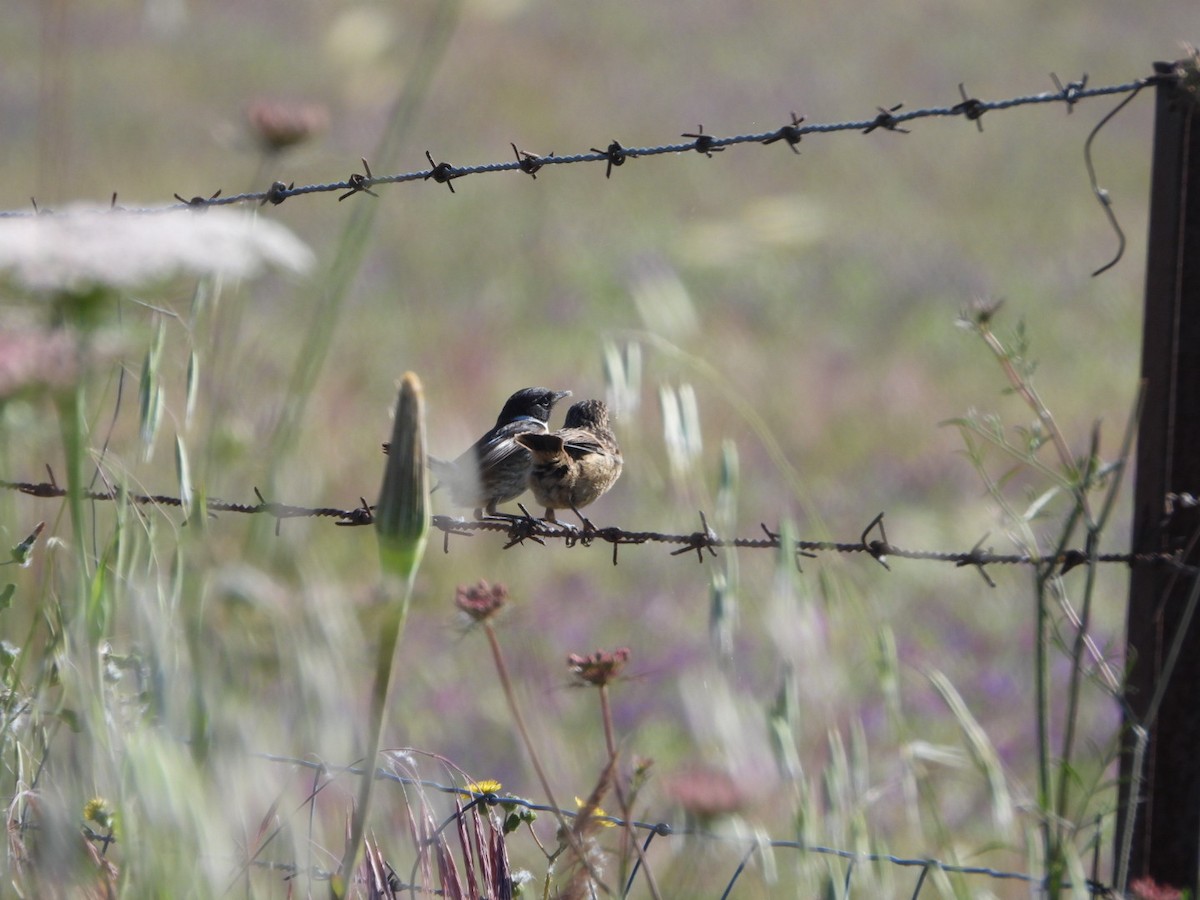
558 428 609 459
477 435 528 469
477 420 544 468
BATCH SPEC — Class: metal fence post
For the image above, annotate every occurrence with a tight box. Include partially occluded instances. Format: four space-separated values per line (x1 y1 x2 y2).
1118 58 1200 894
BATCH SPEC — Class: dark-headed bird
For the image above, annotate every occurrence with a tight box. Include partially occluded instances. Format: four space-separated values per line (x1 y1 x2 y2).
426 387 572 519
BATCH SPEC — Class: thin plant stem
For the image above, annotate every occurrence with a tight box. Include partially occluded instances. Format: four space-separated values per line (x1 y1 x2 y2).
1055 438 1103 832
336 373 428 898
1115 725 1148 896
971 317 1091 895
975 323 1092 524
481 622 610 895
335 582 414 897
596 685 662 900
55 384 105 723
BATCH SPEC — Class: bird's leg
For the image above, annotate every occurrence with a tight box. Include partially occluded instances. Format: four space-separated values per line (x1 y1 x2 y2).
570 505 597 534
542 507 581 534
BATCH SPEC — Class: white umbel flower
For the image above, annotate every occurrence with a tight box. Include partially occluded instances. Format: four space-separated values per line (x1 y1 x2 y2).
0 206 313 293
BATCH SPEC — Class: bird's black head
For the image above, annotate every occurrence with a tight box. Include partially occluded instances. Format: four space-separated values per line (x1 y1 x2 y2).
495 387 572 426
562 398 610 429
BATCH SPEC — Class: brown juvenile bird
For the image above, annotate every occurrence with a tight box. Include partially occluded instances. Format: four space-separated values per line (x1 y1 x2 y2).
515 398 622 525
427 387 572 519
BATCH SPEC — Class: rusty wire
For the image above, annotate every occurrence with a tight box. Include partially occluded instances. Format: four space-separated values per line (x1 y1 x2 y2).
3 478 1182 581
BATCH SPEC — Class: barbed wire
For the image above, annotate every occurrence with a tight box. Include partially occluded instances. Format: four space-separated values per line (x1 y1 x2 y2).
247 752 1112 897
0 71 1163 220
4 477 1185 582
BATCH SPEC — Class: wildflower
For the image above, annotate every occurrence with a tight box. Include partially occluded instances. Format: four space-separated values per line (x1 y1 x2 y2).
246 100 329 153
663 765 749 826
574 796 616 828
83 796 115 830
566 648 630 686
509 869 534 895
957 297 1004 330
465 779 502 796
455 581 508 622
1129 877 1184 900
0 205 312 296
0 328 110 399
629 756 655 795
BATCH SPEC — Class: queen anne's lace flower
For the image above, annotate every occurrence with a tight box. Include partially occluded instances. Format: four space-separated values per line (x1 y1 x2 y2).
0 206 313 294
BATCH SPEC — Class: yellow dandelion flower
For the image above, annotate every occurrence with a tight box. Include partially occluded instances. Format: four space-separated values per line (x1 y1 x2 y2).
466 780 502 795
574 796 616 827
83 796 114 829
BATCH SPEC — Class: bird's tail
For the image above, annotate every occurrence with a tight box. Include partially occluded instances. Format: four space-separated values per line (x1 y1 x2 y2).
424 456 452 494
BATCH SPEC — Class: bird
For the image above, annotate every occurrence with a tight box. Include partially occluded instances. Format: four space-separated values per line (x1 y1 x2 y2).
423 387 572 519
515 398 622 525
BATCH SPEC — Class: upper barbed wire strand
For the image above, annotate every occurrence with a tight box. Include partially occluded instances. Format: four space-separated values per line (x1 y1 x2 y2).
0 75 1153 217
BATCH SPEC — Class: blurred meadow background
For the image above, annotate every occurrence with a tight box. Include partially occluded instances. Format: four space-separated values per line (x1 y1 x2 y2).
0 0 1193 895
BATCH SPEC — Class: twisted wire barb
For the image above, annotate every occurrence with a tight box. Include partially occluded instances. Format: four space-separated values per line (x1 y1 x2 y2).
4 478 1183 579
0 73 1157 218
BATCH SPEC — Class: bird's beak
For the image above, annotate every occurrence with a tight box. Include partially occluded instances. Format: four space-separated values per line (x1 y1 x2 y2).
554 390 572 403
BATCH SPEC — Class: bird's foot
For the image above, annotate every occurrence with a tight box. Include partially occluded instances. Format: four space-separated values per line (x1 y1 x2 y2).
500 505 547 548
